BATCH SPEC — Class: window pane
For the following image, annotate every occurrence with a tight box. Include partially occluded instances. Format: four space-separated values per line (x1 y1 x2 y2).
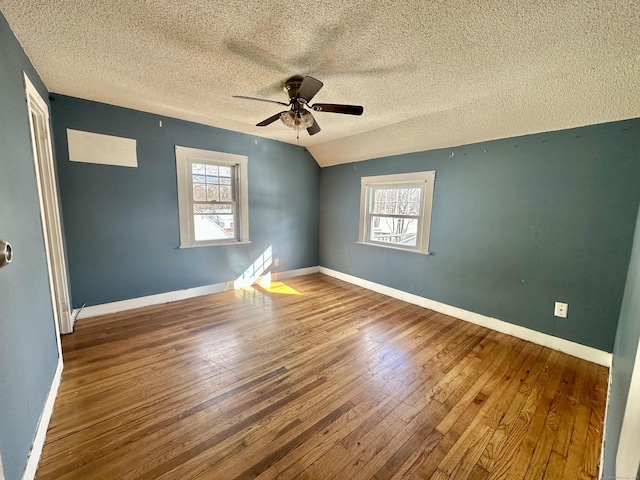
194 203 232 214
206 185 219 201
371 186 422 216
369 215 418 246
192 161 237 204
193 203 235 241
194 213 235 241
220 185 232 201
193 184 206 201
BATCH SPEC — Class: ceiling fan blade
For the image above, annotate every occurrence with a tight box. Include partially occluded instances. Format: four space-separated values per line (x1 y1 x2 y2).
233 95 289 107
310 103 364 115
256 111 287 127
297 76 324 103
307 116 321 136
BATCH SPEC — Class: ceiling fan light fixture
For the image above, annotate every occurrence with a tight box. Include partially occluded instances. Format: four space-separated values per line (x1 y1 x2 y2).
280 110 314 130
235 75 361 136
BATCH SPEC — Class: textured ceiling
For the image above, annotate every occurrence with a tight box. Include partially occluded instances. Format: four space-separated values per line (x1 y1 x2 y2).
1 1 639 167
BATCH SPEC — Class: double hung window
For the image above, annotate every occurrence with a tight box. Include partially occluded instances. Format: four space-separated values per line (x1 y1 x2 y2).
358 171 435 254
175 146 249 247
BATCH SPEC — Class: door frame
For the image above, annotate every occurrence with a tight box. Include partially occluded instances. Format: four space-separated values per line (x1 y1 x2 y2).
23 73 72 337
617 338 640 478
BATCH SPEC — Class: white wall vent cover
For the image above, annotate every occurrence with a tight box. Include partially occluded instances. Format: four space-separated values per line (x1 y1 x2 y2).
67 129 137 167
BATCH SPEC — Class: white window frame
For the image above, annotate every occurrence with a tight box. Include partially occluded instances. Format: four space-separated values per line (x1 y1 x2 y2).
175 146 249 248
358 171 435 254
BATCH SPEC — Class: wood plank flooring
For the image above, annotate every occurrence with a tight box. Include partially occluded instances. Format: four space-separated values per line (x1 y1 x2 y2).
36 274 608 479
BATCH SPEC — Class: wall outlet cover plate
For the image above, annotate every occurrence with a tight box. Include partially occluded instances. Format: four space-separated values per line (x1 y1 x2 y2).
554 302 568 318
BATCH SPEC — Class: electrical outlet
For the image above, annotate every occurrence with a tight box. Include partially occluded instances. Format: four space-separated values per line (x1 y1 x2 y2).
274 258 279 267
554 302 568 318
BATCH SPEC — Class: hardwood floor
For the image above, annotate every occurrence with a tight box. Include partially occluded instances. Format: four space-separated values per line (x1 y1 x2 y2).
37 274 608 479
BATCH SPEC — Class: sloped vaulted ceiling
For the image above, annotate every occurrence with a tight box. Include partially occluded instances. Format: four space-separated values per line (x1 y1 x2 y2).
1 0 639 166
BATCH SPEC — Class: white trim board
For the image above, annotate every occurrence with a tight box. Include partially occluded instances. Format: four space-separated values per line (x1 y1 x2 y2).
600 367 613 480
73 266 319 321
22 356 63 480
24 72 72 338
617 337 640 479
319 267 612 367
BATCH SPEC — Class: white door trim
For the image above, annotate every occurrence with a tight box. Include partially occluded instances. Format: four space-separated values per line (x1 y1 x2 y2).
617 337 640 479
23 73 72 338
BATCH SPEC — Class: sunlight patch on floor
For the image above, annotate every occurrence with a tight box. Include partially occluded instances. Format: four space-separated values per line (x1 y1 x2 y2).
257 275 301 295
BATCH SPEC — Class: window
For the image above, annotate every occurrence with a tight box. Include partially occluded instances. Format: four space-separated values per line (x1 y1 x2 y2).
175 146 249 247
358 171 435 254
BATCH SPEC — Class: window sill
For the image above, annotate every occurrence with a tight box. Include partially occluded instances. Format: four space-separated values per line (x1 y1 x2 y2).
179 241 251 249
356 241 430 255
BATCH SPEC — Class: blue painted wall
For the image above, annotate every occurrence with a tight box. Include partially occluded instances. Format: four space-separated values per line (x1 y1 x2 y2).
50 95 320 307
0 12 61 480
603 202 640 477
319 120 640 352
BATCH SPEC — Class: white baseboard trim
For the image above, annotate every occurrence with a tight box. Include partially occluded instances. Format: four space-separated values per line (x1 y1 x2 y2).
72 266 320 321
319 267 612 367
22 356 63 480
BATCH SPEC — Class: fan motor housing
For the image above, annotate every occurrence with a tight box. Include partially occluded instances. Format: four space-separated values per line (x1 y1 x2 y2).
283 75 304 101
